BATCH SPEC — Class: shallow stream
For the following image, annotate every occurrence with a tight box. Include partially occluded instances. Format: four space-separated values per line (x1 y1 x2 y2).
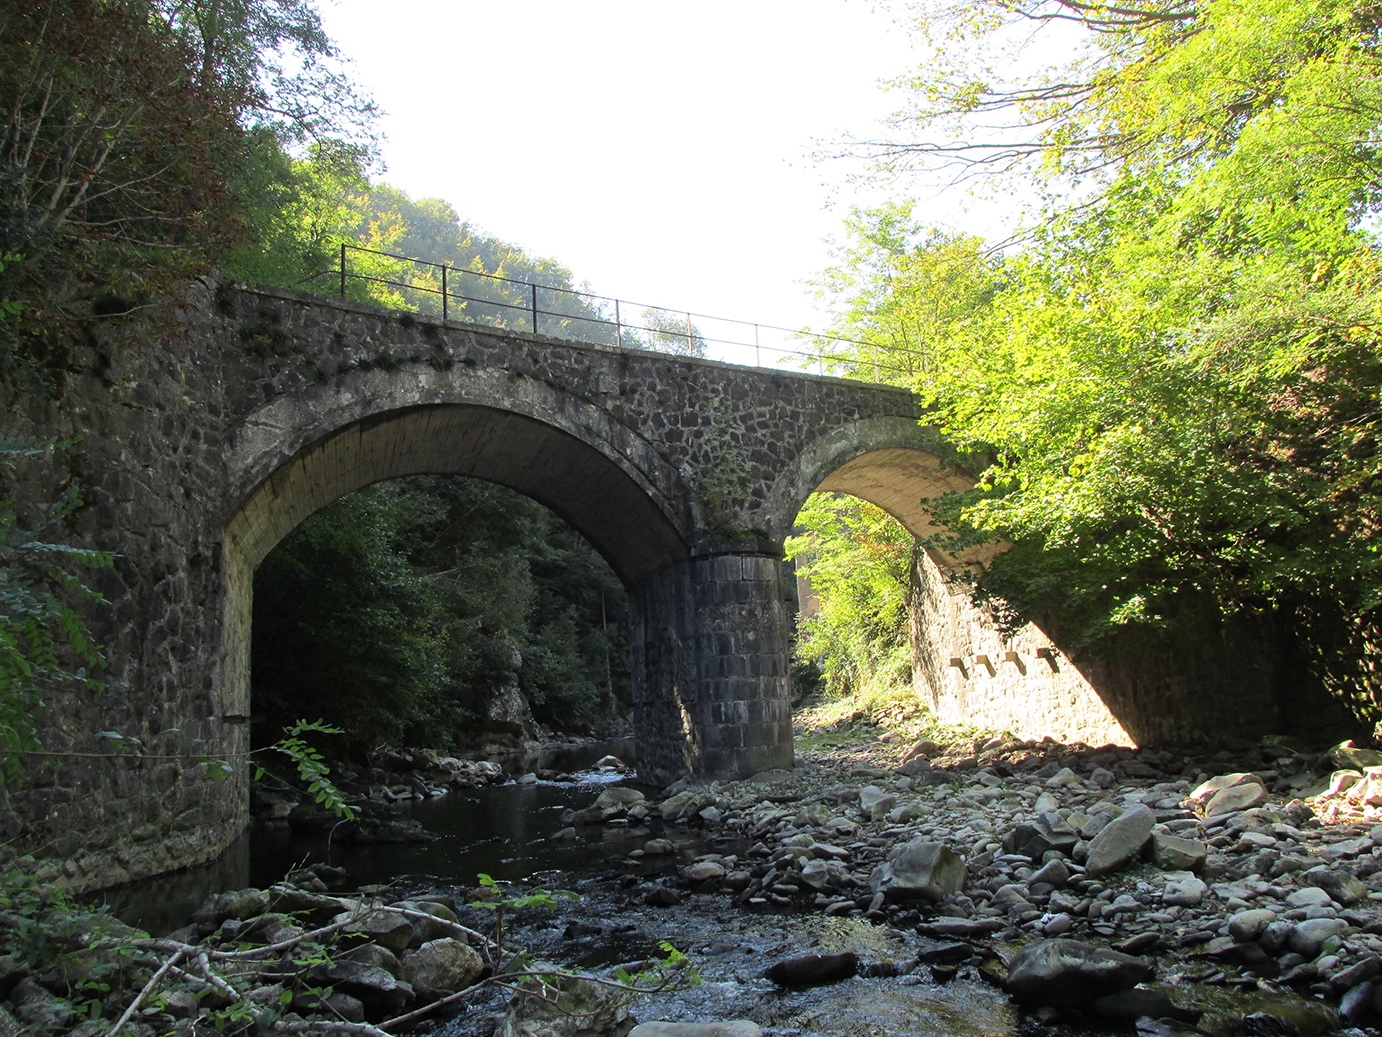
99 756 1340 1037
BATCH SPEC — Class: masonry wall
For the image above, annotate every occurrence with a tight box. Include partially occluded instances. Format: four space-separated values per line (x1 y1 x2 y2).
0 305 248 891
909 549 1356 748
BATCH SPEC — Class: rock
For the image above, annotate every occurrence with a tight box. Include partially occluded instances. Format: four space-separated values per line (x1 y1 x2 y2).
1045 767 1081 787
594 787 646 810
1151 831 1207 871
401 938 483 993
644 886 682 907
1329 740 1382 771
1228 908 1278 943
594 755 629 770
763 952 859 987
1283 886 1333 910
1093 989 1201 1025
859 785 897 820
339 943 403 978
1004 939 1152 1008
1089 766 1116 788
306 960 416 1016
683 861 726 882
192 887 270 924
1003 820 1078 861
495 965 634 1037
660 790 712 821
1190 772 1266 803
1085 805 1155 877
1288 917 1351 957
332 905 416 954
800 859 849 890
391 899 460 945
1030 859 1071 887
629 1025 763 1037
1303 868 1368 906
1205 783 1268 817
873 839 966 901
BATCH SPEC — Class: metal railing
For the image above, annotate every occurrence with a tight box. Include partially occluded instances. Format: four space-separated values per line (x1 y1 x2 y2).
295 243 926 384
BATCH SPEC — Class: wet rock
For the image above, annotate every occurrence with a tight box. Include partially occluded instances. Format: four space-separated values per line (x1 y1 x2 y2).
643 838 675 855
629 1024 763 1037
762 951 859 987
1004 939 1152 1008
1085 805 1155 877
644 886 682 907
1093 988 1201 1025
873 839 966 901
1163 874 1207 907
400 938 483 993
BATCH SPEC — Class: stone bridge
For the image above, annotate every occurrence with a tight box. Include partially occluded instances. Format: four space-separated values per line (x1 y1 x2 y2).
2 283 1356 890
2 283 981 889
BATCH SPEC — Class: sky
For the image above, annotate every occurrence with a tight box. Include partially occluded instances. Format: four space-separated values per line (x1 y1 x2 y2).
315 0 1003 356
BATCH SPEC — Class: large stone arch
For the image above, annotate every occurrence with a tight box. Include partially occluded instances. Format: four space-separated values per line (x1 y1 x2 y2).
219 388 697 793
759 414 986 565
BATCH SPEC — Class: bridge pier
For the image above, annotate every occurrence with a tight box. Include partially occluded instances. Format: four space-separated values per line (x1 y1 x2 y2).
630 539 793 785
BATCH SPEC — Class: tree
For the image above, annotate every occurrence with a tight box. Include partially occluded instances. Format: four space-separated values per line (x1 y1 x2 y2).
637 309 707 357
819 0 1382 724
0 0 245 348
786 494 916 698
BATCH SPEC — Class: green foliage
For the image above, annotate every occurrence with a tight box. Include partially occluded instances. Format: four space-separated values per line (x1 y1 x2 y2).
821 0 1382 722
0 438 110 778
786 494 916 697
252 476 631 748
257 719 357 820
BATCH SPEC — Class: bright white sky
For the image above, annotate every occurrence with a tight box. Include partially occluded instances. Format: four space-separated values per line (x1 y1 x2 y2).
316 0 1007 346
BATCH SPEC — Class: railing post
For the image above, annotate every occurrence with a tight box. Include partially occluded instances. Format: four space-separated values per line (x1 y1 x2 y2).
615 299 622 349
532 283 539 335
686 312 693 354
340 243 346 299
873 343 879 383
754 324 760 368
441 265 448 322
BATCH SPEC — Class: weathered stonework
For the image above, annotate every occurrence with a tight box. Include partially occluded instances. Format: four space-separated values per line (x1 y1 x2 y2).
0 283 946 890
908 549 1354 748
3 281 1351 892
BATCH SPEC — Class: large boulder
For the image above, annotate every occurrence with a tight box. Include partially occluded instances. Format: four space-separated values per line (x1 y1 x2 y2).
1004 939 1153 1008
400 938 483 994
872 839 966 901
1084 806 1154 877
